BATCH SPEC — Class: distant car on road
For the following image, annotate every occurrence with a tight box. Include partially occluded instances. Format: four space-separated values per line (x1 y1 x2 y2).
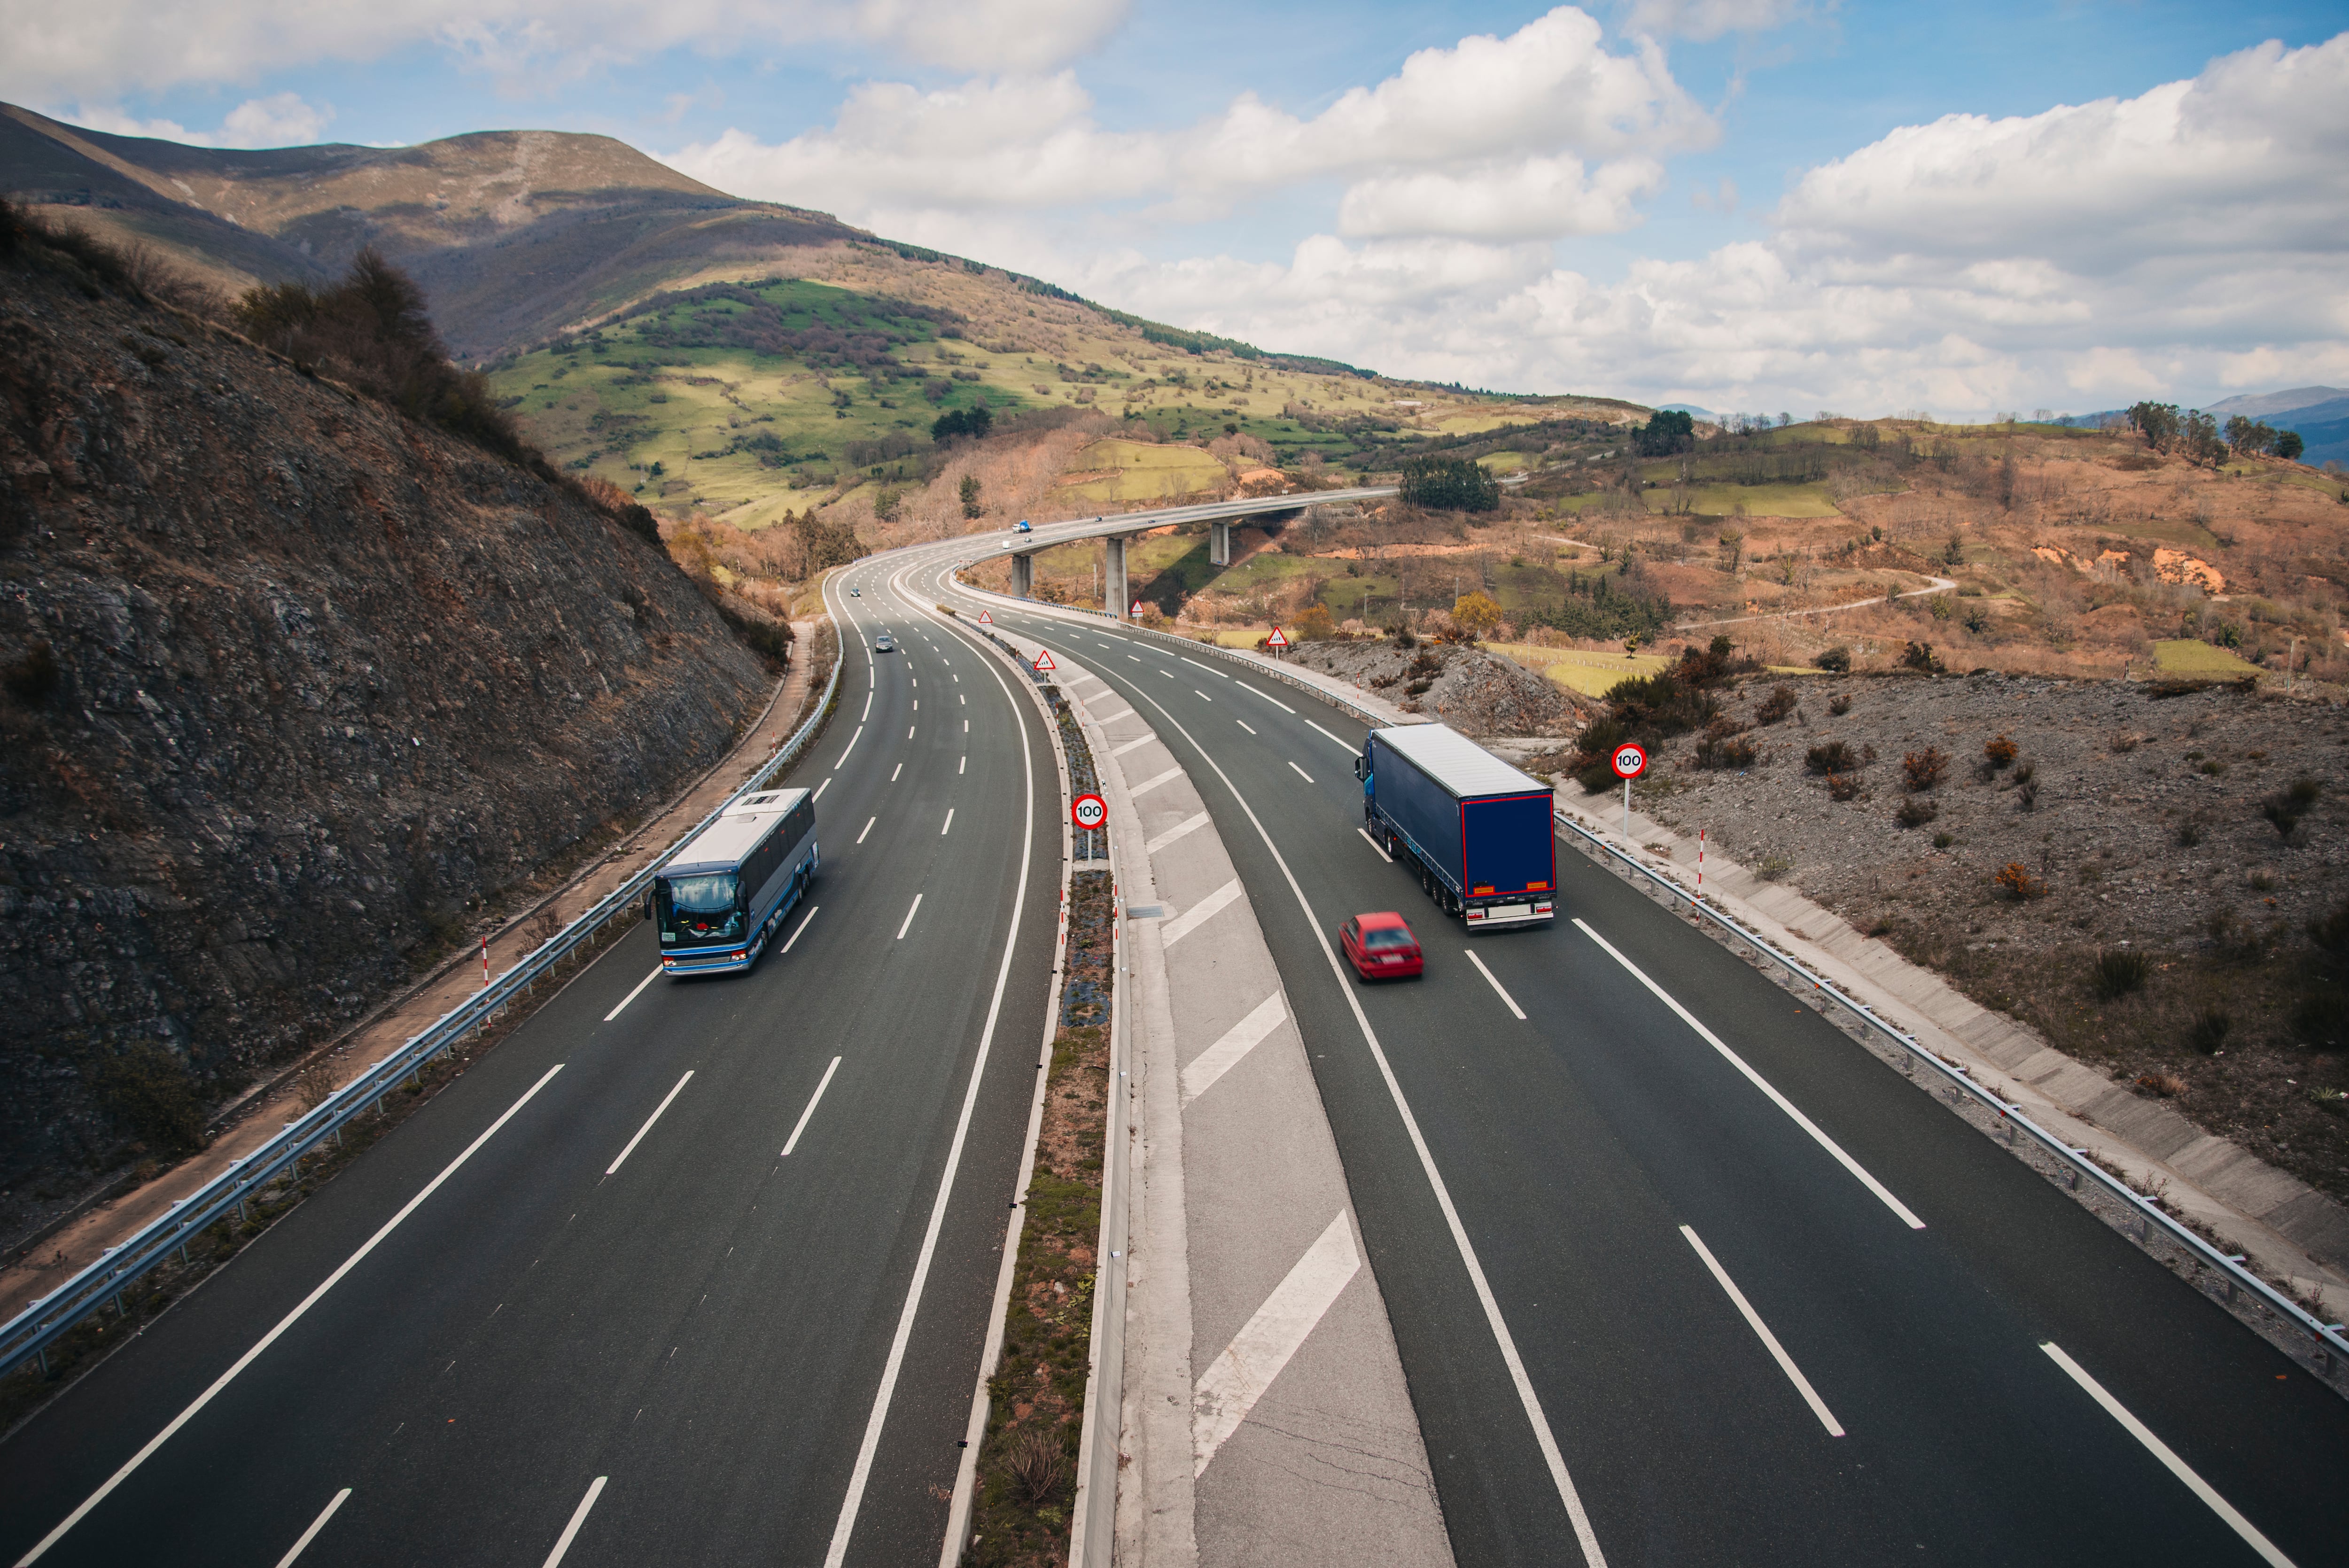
1341 912 1423 979
849 587 860 596
1013 520 1032 533
875 633 896 652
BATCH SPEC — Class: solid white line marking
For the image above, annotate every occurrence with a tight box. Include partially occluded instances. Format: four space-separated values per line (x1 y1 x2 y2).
1161 878 1244 946
941 808 955 835
1286 760 1314 783
834 725 863 768
541 1476 608 1568
1680 1226 1843 1436
1110 734 1158 757
891 763 903 781
2040 1342 2295 1566
782 1056 843 1157
781 906 819 953
1193 1211 1360 1475
896 893 923 940
1462 949 1525 1019
1112 683 1609 1567
1129 765 1186 799
1181 994 1288 1106
812 777 831 800
1145 811 1212 855
1575 919 1925 1230
11 1064 566 1567
1306 720 1352 750
607 1071 693 1175
1181 656 1229 678
272 1488 351 1568
1357 827 1392 862
858 815 876 843
605 967 662 1022
1092 705 1136 725
827 619 1040 1568
1235 719 1256 734
1238 683 1295 713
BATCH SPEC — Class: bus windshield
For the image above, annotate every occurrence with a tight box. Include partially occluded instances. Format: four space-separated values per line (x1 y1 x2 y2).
659 872 743 945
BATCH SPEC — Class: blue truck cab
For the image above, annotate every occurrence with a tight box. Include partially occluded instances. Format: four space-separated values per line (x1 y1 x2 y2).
1357 723 1556 929
653 788 818 975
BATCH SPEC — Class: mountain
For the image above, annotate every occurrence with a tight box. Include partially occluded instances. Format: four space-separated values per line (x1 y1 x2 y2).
2206 386 2347 419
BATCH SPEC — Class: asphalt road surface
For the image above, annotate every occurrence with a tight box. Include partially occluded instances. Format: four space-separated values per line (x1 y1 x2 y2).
0 560 1061 1568
933 557 2349 1568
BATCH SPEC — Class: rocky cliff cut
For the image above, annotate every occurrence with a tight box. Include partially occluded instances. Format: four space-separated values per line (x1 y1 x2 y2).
0 225 772 1209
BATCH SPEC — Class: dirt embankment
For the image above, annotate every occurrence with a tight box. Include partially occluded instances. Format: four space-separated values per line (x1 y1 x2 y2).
1285 636 1582 737
0 258 770 1231
1600 670 2349 1204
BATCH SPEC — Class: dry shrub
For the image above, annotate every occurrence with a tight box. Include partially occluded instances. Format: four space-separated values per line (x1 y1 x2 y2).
1753 685 1798 725
2138 1071 2187 1098
1805 739 1859 775
1894 796 1938 829
1004 1426 1069 1507
2092 947 2152 1000
1993 862 2046 900
295 1060 338 1110
1901 745 1950 791
1983 733 2019 768
1826 772 1864 801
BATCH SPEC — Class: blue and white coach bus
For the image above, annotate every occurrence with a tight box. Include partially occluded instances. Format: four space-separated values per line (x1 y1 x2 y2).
653 789 818 975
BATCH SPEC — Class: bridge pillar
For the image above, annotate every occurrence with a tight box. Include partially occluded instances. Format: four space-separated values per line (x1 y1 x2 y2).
1104 535 1129 620
1009 552 1034 598
1209 519 1232 567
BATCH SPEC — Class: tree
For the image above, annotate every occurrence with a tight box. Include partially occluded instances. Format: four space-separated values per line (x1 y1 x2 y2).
2126 401 2180 451
2276 429 2305 462
1452 590 1503 638
1399 455 1500 512
932 404 993 442
1633 409 1695 456
959 474 983 518
1292 604 1337 641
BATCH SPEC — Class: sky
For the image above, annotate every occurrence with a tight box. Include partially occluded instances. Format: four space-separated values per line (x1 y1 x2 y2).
12 0 2349 419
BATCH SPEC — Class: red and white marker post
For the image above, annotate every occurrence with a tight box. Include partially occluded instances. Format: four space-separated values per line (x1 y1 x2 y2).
1610 741 1647 841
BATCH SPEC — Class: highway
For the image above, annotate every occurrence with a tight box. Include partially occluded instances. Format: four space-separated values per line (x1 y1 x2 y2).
918 546 2349 1568
0 562 1062 1567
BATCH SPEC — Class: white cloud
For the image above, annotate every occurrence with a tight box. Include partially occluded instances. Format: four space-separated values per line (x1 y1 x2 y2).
667 7 1708 241
1623 0 1817 43
63 93 334 148
0 0 1123 100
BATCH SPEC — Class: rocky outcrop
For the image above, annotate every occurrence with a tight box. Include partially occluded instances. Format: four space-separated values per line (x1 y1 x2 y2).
0 254 770 1203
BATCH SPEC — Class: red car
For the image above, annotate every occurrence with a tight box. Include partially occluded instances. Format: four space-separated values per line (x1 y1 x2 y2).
1341 912 1423 980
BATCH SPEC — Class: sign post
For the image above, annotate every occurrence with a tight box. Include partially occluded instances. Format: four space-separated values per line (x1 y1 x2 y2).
1265 626 1290 656
978 609 993 625
1610 742 1648 841
1032 648 1057 676
1072 794 1107 831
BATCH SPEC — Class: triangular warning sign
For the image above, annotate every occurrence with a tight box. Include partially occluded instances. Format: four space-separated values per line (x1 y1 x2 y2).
978 609 993 624
1033 648 1058 673
1265 626 1290 648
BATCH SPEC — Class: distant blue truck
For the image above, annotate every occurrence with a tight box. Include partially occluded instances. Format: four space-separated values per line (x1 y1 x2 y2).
1356 723 1556 929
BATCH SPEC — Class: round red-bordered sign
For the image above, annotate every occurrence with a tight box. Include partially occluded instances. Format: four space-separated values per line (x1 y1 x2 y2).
1611 742 1648 779
1072 794 1108 831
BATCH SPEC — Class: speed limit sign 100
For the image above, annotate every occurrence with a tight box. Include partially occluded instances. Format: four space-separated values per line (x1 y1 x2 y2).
1611 742 1648 780
1072 793 1108 831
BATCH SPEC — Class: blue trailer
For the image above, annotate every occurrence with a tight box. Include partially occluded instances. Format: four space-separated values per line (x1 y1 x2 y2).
1355 723 1556 930
653 788 818 975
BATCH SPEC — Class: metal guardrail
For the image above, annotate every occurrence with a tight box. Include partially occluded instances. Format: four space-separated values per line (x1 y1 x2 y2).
3 648 844 1380
1550 810 2349 1375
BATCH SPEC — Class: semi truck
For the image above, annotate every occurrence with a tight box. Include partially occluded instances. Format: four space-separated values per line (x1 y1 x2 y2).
653 788 818 975
1355 723 1556 929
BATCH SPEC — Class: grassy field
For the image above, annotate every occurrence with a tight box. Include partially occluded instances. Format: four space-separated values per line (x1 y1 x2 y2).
1486 643 1670 697
1055 439 1232 502
2153 638 2263 675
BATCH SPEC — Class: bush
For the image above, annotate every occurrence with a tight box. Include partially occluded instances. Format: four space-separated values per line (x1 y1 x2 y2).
1992 862 2045 900
2187 1006 2233 1054
1902 746 1949 791
1753 685 1797 725
2176 819 2203 847
1814 645 1851 673
1899 640 1945 672
1825 772 1863 801
1292 605 1338 642
1828 693 1851 716
1894 796 1938 829
2091 948 2152 1001
1693 718 1758 770
2261 776 2321 839
1805 740 1858 775
1932 831 1955 848
1983 734 2018 769
2138 1071 2187 1097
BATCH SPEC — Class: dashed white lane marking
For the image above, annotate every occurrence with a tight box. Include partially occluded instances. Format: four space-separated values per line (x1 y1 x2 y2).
1305 719 1353 750
1356 827 1391 862
1237 683 1294 713
1575 919 1925 1230
782 1056 843 1157
2040 1343 2295 1567
1158 670 1175 679
1194 689 1214 702
1129 765 1186 799
1144 811 1212 855
861 693 872 720
1462 949 1525 1018
941 808 955 836
1160 878 1243 946
859 816 877 843
781 907 819 953
959 755 966 774
908 726 916 739
891 763 903 782
1236 719 1256 734
605 966 662 1021
913 700 918 710
540 1476 608 1568
1181 656 1229 678
1193 1211 1361 1476
1180 994 1288 1107
960 694 966 705
812 777 831 800
1110 734 1159 757
835 724 864 768
1680 1226 1843 1437
272 1488 351 1568
963 719 969 732
1128 656 1143 663
896 893 923 940
1092 705 1136 725
607 1071 693 1175
1286 761 1314 783
10 1064 567 1565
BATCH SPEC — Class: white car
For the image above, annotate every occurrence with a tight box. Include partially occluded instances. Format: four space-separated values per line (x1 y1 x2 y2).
875 633 896 652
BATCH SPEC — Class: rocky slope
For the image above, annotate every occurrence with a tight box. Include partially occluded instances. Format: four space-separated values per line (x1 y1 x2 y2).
0 239 770 1211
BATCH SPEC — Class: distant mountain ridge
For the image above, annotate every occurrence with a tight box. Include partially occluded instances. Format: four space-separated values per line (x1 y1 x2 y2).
2205 386 2347 419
